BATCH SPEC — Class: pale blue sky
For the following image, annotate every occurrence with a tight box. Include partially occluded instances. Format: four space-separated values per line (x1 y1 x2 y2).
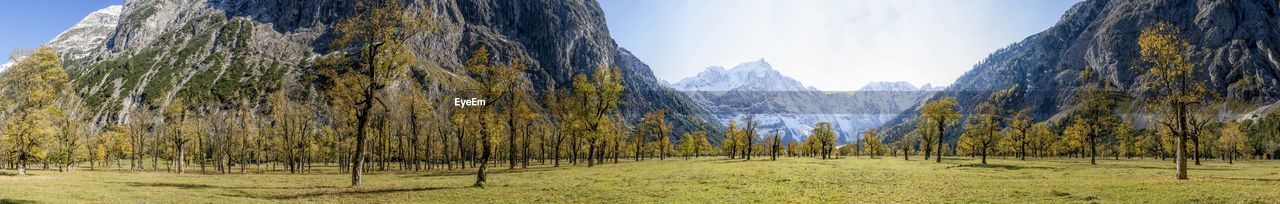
0 1 122 60
601 0 1081 91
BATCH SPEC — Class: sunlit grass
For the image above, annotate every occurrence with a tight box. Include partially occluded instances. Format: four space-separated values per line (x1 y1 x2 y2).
1 156 1277 203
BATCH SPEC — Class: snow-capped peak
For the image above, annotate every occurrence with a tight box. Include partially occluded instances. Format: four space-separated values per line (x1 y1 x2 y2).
729 58 773 74
857 81 918 92
47 5 122 60
671 59 816 92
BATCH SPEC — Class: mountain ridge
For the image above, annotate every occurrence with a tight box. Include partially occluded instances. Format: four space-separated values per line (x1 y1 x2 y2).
54 0 720 138
671 59 931 143
878 0 1280 142
48 5 123 61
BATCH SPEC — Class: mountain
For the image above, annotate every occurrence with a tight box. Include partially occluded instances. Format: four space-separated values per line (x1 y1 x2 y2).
858 81 918 92
878 0 1280 141
672 60 929 143
55 0 719 138
671 59 817 92
917 83 946 91
1 5 120 75
48 5 123 62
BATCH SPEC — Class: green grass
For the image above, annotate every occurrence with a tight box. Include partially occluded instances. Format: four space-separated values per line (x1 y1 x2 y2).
1 157 1278 203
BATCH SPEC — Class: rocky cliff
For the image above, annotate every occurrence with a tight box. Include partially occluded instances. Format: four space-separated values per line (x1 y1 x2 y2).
880 0 1280 141
48 5 123 62
64 0 719 137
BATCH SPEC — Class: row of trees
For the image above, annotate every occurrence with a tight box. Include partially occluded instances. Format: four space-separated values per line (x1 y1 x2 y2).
0 0 652 189
882 22 1276 181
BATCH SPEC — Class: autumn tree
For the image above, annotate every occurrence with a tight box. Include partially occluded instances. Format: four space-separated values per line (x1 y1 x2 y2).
124 108 154 172
1073 66 1122 165
499 66 532 169
322 0 429 186
679 131 709 159
643 110 672 160
633 112 652 161
571 65 624 168
163 98 193 174
863 129 883 158
0 46 67 176
1138 22 1207 180
724 121 740 159
270 83 317 174
1007 109 1036 160
460 46 528 186
544 88 574 166
898 130 918 160
919 97 960 163
53 89 88 172
962 102 1002 164
1217 121 1250 164
741 114 758 160
764 130 781 160
811 122 836 159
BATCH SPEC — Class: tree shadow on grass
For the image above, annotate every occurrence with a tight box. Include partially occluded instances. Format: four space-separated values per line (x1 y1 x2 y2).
712 159 753 164
1203 176 1280 182
121 182 341 190
1103 164 1241 171
124 182 219 189
949 163 1054 170
224 186 465 200
0 199 37 204
405 166 560 178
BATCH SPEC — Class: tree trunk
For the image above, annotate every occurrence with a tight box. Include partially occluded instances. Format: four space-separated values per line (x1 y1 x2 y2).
508 110 517 170
17 152 27 176
1192 137 1201 165
177 143 185 174
475 115 492 188
1176 133 1188 180
351 87 374 186
936 124 945 163
1020 135 1027 161
587 141 596 167
1090 135 1097 165
904 146 910 161
980 149 987 164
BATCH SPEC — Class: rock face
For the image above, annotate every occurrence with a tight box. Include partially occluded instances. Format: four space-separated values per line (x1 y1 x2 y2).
62 0 718 137
672 60 930 143
879 0 1280 141
48 5 123 61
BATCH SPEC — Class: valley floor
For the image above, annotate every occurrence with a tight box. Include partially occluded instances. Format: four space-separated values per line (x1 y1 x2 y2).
1 156 1278 203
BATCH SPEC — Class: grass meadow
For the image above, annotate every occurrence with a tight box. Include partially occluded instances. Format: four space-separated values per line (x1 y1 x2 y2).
2 156 1278 203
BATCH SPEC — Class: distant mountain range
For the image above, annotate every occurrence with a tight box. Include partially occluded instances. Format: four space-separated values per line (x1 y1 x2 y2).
670 59 934 143
669 59 818 92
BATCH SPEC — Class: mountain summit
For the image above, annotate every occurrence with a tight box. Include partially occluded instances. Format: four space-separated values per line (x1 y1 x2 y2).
47 5 122 61
857 81 919 92
672 59 817 92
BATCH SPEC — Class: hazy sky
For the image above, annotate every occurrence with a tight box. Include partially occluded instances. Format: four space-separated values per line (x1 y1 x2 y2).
0 1 122 60
601 0 1081 91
